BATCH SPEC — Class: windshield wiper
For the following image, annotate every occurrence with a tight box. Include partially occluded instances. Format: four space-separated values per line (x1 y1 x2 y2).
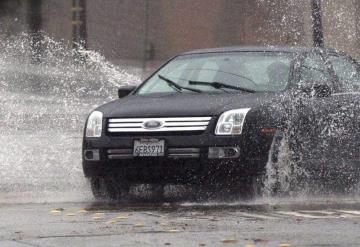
158 75 202 93
188 80 255 93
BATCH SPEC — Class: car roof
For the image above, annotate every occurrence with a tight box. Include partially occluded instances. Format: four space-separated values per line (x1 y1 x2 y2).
180 46 338 55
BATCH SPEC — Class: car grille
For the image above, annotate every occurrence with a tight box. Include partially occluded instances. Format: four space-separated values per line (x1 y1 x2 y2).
107 117 212 133
107 148 201 159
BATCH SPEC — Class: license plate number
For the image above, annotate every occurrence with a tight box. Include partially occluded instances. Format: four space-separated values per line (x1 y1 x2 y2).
133 139 165 157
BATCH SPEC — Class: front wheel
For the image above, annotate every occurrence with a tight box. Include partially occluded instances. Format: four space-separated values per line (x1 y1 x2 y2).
264 131 300 196
89 176 130 201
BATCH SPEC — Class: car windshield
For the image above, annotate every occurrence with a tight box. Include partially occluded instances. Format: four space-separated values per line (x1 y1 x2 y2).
137 52 294 94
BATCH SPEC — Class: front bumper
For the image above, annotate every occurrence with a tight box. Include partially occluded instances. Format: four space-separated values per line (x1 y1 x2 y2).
82 131 274 184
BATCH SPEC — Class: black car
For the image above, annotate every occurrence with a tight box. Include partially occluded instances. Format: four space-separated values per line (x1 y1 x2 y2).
83 46 360 200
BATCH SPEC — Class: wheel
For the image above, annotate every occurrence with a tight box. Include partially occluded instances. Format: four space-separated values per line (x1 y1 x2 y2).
90 176 107 200
264 130 299 196
247 175 265 198
184 179 222 202
188 178 248 202
221 175 265 200
149 184 165 201
89 176 130 201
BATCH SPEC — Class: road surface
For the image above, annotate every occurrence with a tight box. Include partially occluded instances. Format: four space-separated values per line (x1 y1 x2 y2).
1 199 360 247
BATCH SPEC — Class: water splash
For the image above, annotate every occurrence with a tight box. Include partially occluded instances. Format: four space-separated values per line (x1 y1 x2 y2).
0 33 140 98
0 33 141 203
263 130 310 197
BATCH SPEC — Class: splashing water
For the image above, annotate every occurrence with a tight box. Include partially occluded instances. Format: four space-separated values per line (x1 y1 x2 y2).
262 128 360 199
0 33 141 203
0 33 140 98
263 131 310 197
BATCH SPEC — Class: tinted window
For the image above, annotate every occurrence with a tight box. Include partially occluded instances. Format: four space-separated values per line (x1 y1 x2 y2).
328 55 360 92
137 52 295 94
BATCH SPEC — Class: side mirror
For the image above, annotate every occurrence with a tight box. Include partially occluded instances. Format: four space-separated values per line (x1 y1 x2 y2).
313 84 332 98
299 82 332 98
118 85 136 98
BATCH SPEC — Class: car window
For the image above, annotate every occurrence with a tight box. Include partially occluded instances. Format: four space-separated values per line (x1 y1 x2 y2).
185 60 220 82
300 53 333 87
328 55 360 92
142 63 190 93
137 52 294 94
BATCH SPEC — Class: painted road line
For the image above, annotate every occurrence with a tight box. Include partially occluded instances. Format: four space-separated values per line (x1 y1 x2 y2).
299 210 337 215
336 210 360 216
277 211 338 219
236 212 280 220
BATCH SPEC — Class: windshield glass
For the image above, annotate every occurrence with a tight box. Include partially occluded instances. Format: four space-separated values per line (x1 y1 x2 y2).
137 52 294 94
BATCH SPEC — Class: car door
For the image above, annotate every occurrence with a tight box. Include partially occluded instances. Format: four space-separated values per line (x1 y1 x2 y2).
291 50 352 173
326 54 360 167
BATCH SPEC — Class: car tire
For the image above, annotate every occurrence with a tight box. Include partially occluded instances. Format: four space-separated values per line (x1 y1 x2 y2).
89 176 130 201
264 130 298 196
247 175 265 198
190 179 250 201
149 184 165 201
186 181 223 202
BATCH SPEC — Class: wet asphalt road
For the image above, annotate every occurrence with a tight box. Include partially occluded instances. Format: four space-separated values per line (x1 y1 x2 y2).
1 200 360 247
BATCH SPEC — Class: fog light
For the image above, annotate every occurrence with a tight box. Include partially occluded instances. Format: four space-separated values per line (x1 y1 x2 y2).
84 150 100 161
208 147 240 159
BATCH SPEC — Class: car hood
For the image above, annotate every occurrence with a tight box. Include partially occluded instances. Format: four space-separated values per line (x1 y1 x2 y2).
96 92 282 118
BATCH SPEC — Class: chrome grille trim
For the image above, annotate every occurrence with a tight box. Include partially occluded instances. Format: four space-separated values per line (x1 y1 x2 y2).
107 117 211 133
109 117 211 123
106 148 201 159
108 122 209 128
108 127 207 132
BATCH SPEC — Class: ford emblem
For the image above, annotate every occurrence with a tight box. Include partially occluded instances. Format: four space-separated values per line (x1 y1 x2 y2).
143 120 163 129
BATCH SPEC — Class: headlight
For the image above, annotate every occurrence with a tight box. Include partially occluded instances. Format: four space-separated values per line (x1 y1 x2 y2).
215 108 251 135
85 111 103 137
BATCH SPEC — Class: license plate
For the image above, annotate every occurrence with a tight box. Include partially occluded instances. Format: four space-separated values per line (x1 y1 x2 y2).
133 139 165 157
